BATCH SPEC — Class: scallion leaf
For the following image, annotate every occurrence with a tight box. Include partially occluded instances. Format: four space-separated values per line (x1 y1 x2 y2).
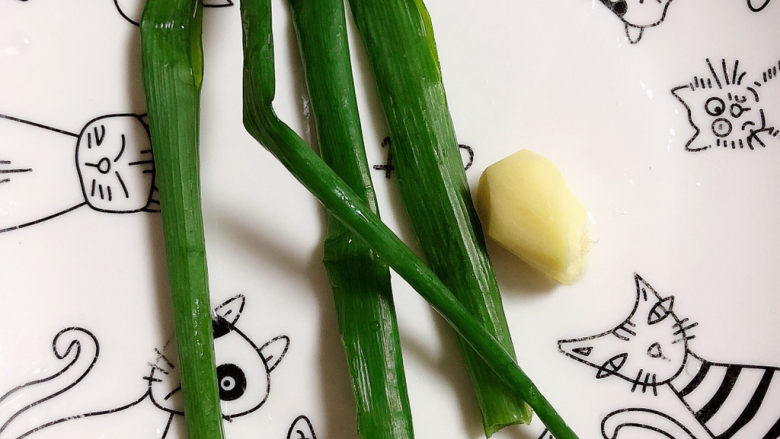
140 1 224 438
287 0 414 437
240 2 577 438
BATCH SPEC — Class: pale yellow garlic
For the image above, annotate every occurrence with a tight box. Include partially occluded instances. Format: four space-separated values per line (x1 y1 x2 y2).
477 150 588 284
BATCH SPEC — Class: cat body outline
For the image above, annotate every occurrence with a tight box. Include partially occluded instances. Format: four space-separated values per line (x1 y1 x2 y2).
0 295 306 439
555 274 780 438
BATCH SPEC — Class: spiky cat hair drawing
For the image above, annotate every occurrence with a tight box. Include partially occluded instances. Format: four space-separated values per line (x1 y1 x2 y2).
0 295 308 439
554 274 780 438
672 59 779 152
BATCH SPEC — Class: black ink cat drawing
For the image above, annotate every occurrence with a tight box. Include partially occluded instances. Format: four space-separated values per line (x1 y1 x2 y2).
672 59 780 152
0 113 158 234
0 295 312 439
596 0 675 44
554 274 780 438
113 0 233 25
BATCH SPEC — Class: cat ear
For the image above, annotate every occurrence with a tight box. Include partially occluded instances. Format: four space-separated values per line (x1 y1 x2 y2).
625 24 643 44
259 335 290 373
214 294 246 325
634 273 655 302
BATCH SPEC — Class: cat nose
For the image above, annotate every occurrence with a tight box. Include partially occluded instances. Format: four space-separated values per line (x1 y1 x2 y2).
647 342 663 358
730 103 749 118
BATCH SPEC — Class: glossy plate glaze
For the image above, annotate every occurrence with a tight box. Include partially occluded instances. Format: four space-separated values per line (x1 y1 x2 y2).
0 1 778 438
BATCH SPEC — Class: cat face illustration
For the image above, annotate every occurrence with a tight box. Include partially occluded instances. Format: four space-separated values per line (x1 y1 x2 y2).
598 0 674 43
76 115 155 213
0 113 159 234
673 59 779 151
558 274 693 391
148 295 290 420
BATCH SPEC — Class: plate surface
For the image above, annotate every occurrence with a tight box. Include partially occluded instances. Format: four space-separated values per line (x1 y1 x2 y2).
0 1 779 438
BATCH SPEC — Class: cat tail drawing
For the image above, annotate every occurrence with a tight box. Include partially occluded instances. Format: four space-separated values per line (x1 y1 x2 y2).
601 408 697 439
0 327 99 439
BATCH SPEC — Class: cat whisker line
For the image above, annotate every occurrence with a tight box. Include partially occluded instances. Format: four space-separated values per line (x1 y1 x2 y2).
673 318 689 328
163 385 181 401
706 58 723 89
129 160 154 167
142 375 163 383
613 332 630 341
147 362 169 375
722 59 731 85
672 335 696 344
115 171 129 198
673 322 698 336
154 348 175 369
631 369 644 393
651 374 658 396
731 60 740 85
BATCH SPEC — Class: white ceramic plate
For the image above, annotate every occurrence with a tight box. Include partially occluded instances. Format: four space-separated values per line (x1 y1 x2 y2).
1 1 778 438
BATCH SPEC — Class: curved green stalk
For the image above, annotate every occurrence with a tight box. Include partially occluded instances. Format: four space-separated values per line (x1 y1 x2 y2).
140 1 224 438
287 0 414 437
240 2 577 438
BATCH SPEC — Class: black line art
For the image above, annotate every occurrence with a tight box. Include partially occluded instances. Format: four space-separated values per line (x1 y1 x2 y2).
596 0 675 44
747 0 774 11
286 415 317 439
555 274 780 438
0 113 158 234
672 59 779 152
113 0 234 25
373 136 474 179
538 429 555 439
0 295 299 439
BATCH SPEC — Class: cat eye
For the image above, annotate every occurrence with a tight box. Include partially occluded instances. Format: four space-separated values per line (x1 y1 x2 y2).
647 296 674 325
705 97 725 116
217 363 247 401
596 353 628 379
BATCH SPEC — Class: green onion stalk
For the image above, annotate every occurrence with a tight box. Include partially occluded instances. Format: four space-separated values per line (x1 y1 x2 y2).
240 1 577 437
346 0 531 435
287 0 414 437
140 1 224 438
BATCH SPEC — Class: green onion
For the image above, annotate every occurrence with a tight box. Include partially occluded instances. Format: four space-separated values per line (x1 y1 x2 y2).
140 1 224 438
240 2 576 438
345 1 531 434
287 0 414 437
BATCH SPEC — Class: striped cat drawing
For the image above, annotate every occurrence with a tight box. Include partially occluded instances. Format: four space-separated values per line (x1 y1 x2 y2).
557 274 780 438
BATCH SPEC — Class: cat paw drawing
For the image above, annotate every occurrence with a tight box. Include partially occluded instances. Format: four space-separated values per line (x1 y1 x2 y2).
558 274 780 438
0 113 158 234
672 59 780 152
0 295 314 439
596 0 675 44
